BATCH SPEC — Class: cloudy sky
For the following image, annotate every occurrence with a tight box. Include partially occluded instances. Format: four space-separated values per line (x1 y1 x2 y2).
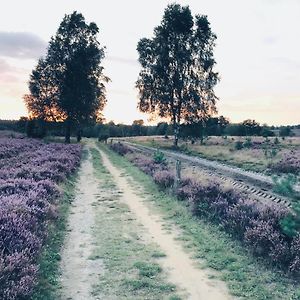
0 0 299 125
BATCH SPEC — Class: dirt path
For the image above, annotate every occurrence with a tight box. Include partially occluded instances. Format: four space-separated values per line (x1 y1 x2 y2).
60 150 103 300
98 146 232 300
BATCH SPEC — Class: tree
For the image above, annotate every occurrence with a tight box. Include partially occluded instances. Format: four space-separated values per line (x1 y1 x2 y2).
242 119 261 136
132 119 144 136
218 116 229 136
24 58 66 137
279 126 292 137
136 4 218 147
25 12 108 143
24 58 64 122
156 122 168 135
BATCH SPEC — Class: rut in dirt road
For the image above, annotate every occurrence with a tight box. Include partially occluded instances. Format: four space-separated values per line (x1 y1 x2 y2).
60 150 103 300
98 146 233 300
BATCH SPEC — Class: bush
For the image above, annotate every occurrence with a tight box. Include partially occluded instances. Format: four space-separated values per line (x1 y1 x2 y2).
270 151 300 174
110 142 132 156
153 170 175 188
0 138 82 299
234 141 243 150
153 149 166 165
111 141 300 274
280 202 300 238
272 174 298 197
243 137 252 148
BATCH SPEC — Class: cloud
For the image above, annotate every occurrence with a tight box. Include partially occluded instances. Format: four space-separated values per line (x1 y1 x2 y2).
0 31 47 59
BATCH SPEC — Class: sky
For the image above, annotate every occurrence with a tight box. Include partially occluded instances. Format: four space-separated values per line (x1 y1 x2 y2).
0 0 299 126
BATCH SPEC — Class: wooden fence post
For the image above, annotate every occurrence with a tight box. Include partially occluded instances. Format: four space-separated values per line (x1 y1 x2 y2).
174 159 181 191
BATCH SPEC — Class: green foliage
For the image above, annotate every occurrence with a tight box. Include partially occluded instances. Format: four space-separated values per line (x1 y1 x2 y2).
242 119 261 136
280 204 300 238
25 11 108 143
136 4 218 146
24 58 64 123
261 127 275 137
234 140 243 150
272 174 298 197
243 137 252 148
264 148 278 159
134 262 162 278
279 126 292 137
153 149 166 164
105 145 300 299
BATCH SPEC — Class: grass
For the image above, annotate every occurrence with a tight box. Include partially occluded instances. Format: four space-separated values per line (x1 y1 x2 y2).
127 136 300 174
30 174 78 300
99 142 300 300
89 147 181 299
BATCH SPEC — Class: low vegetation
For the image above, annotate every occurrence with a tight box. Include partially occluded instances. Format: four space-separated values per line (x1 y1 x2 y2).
109 142 300 275
89 147 180 299
128 135 300 175
0 137 81 299
103 142 300 299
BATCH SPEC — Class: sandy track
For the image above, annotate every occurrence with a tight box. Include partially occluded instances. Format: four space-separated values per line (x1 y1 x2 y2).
60 150 103 300
98 146 232 300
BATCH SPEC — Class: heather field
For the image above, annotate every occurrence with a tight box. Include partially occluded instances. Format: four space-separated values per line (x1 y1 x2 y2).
125 135 300 175
106 141 300 299
2 136 300 300
0 137 81 299
109 142 300 274
1 1 299 299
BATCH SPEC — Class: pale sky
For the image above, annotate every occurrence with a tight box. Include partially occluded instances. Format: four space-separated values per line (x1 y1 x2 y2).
0 0 299 125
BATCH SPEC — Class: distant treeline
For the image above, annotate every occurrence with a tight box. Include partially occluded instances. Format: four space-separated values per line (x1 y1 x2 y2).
0 117 299 139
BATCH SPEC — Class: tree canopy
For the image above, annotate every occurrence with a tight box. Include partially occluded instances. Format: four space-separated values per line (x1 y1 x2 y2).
24 11 108 142
136 4 219 146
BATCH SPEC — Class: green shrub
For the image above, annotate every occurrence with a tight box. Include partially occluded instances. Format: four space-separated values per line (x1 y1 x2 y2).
235 141 243 150
280 203 300 238
272 174 297 198
153 149 166 165
243 137 252 148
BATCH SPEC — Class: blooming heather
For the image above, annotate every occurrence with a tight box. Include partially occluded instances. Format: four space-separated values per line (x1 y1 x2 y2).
111 142 300 274
0 137 81 299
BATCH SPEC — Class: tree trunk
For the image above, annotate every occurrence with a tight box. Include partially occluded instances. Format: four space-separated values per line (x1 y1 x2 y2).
76 124 82 142
173 122 179 147
65 118 71 144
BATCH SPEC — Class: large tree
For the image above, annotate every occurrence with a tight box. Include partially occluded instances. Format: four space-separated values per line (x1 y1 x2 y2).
49 12 108 142
24 58 65 118
136 4 219 146
25 11 108 143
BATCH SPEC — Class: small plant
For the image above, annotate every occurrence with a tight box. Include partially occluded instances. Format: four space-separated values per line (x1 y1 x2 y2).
280 202 300 238
153 149 166 164
264 148 278 159
272 174 298 198
274 137 280 145
243 137 252 148
234 141 243 150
